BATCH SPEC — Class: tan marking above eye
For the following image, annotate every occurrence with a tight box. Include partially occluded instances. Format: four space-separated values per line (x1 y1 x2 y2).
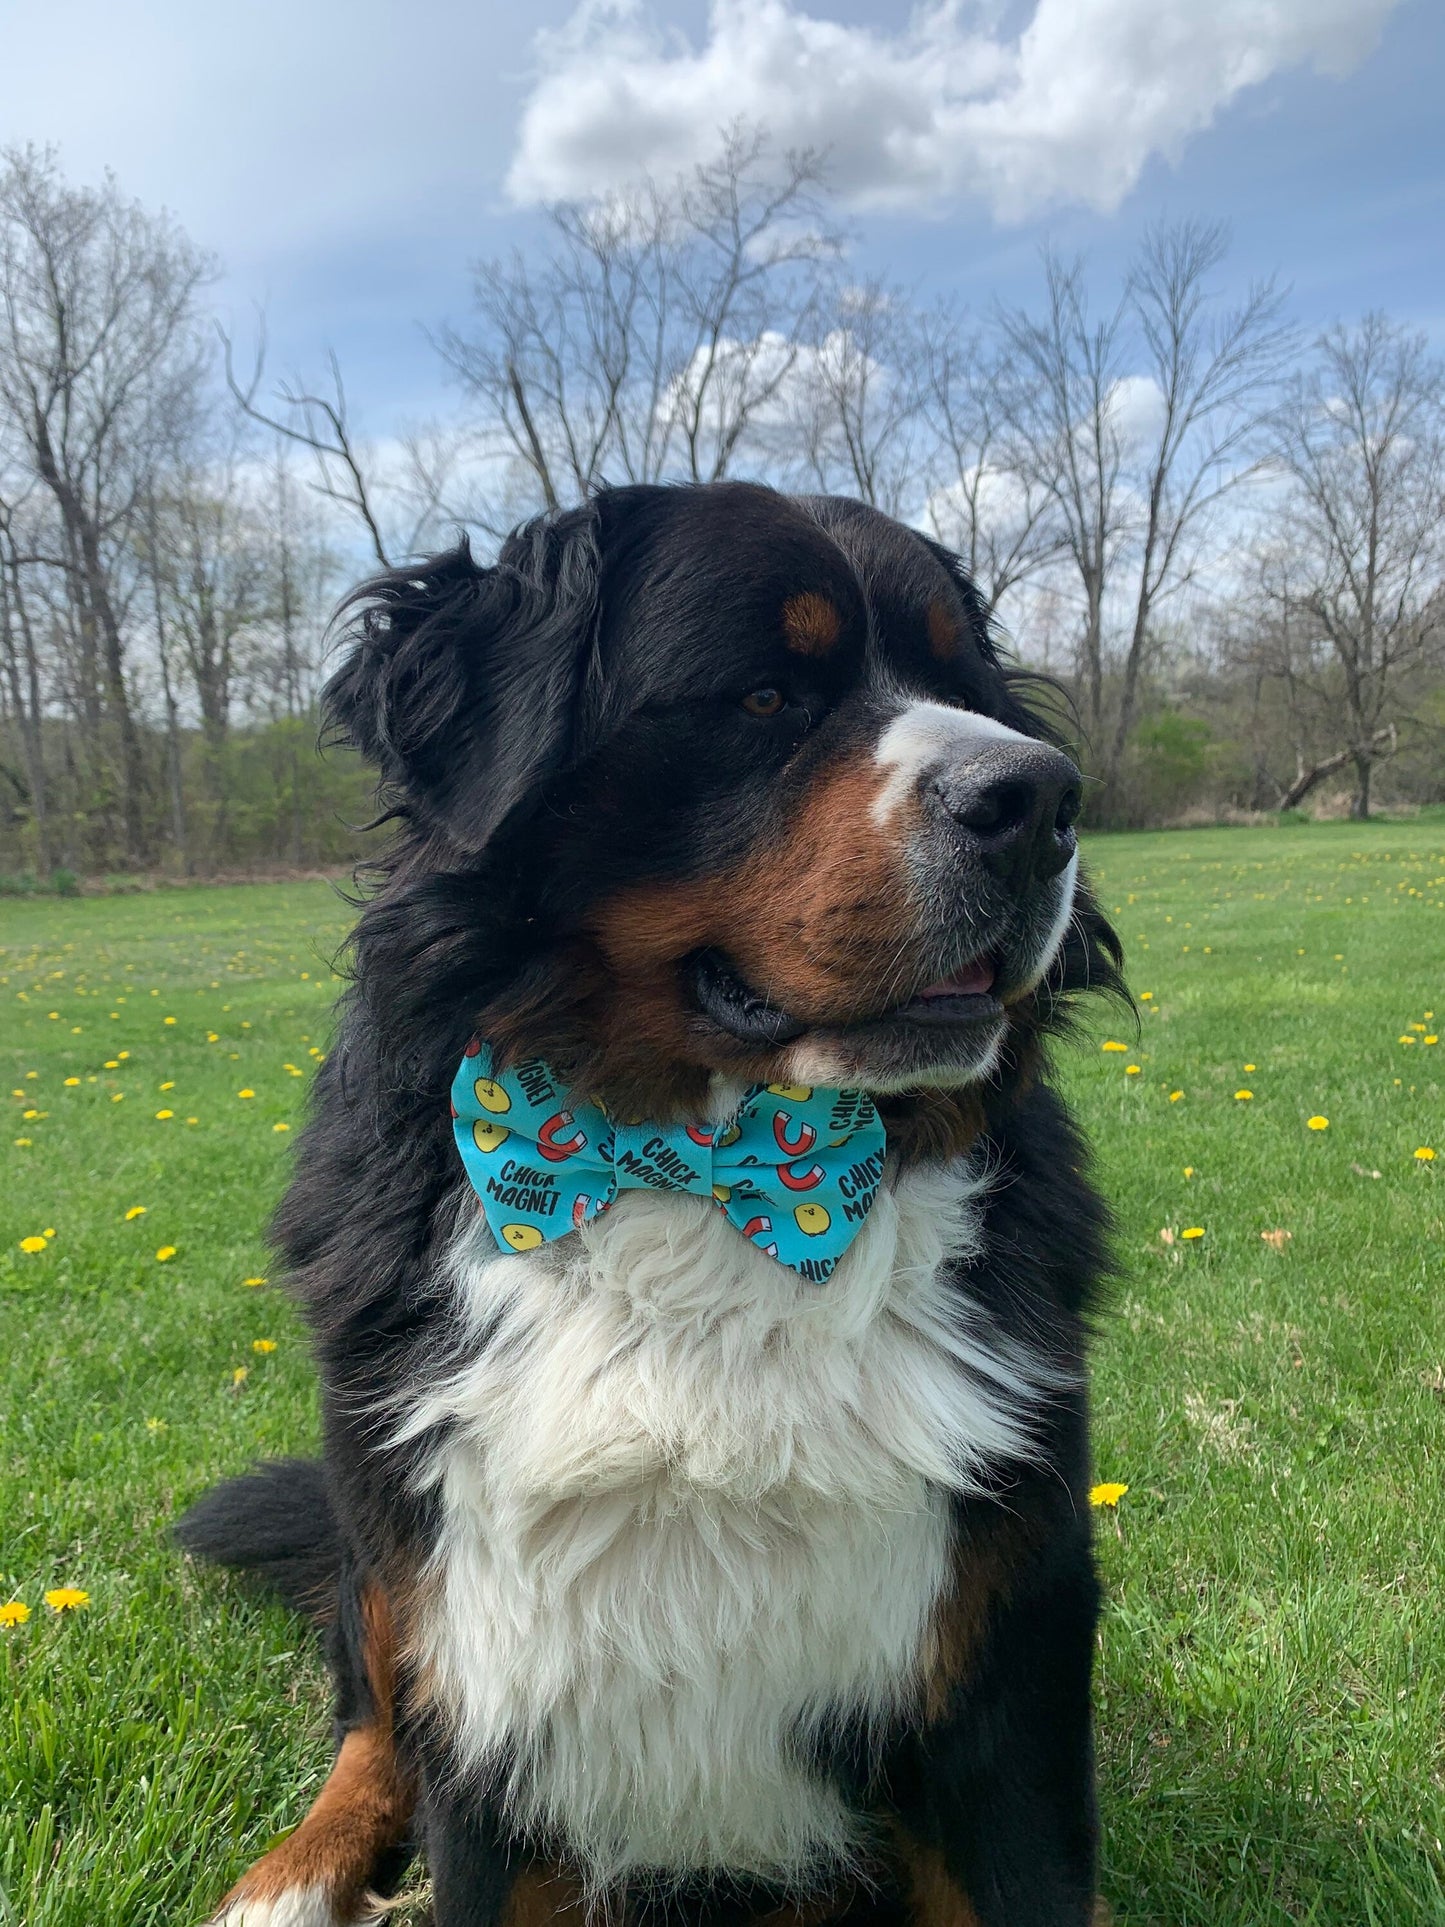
781 591 843 656
927 599 962 661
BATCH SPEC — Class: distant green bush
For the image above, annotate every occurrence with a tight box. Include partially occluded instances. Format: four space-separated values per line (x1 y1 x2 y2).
0 715 378 877
0 867 84 897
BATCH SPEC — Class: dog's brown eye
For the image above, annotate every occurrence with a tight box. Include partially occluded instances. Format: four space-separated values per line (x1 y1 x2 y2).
741 687 787 718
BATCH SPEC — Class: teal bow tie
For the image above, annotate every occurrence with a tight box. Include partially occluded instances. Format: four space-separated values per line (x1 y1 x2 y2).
450 1041 887 1282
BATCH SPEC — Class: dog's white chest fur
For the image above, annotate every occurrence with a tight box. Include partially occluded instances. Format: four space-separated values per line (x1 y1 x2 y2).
398 1162 1037 1886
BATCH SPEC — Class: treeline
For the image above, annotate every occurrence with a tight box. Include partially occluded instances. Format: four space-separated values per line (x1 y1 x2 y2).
2 134 1443 881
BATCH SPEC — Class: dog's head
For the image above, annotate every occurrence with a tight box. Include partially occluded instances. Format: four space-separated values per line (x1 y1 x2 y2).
328 483 1121 1146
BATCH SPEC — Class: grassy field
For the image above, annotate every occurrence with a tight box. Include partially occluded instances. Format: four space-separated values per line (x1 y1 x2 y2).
2 817 1443 1927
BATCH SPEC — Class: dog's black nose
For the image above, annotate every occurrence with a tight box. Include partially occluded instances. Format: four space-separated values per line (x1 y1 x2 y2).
930 741 1083 887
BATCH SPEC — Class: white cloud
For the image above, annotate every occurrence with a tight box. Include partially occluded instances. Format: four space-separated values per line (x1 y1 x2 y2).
1104 374 1168 451
508 0 1399 219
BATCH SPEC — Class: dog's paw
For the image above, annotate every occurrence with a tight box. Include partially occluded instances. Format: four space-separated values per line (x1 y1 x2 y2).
209 1885 343 1927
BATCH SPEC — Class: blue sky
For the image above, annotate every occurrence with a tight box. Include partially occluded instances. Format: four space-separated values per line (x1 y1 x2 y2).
3 0 1441 436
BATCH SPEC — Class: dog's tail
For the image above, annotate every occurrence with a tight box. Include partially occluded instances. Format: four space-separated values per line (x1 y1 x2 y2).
174 1458 340 1623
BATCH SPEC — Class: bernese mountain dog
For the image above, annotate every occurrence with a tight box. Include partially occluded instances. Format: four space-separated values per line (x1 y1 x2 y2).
177 481 1124 1927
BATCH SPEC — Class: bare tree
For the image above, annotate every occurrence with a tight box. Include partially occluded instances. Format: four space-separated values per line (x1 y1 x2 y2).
785 278 923 516
141 483 189 868
998 226 1291 787
1106 222 1293 782
1271 314 1445 816
0 485 50 871
918 309 1064 613
224 329 396 568
0 146 211 862
438 128 841 524
153 447 267 758
997 253 1129 745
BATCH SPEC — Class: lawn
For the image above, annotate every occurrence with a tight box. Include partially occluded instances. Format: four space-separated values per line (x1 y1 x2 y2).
2 817 1443 1927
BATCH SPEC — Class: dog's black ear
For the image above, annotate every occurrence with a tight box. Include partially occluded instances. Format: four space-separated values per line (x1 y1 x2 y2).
324 507 601 852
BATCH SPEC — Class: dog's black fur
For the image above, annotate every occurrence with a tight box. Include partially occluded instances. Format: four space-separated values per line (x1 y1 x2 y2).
177 481 1123 1927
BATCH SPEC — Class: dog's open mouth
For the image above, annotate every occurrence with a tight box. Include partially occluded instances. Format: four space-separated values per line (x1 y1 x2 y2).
688 948 1004 1049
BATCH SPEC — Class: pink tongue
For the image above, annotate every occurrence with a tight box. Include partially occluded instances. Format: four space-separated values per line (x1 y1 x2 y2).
918 960 996 999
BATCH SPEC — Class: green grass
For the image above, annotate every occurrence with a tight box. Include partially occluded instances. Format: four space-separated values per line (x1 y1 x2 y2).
1 822 1443 1926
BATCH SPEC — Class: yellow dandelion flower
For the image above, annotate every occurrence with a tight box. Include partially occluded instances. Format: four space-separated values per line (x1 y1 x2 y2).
44 1588 89 1613
63 1076 79 1087
1307 1115 1329 1130
1101 1041 1128 1052
1235 1090 1253 1102
19 1235 47 1254
110 1093 124 1103
159 1080 174 1091
14 1137 31 1148
144 1417 168 1433
241 1276 267 1288
1089 1483 1129 1507
0 1601 30 1628
155 1109 174 1120
1416 1147 1437 1162
237 1088 255 1099
252 1338 277 1354
1183 1165 1194 1177
1426 1036 1438 1046
206 1032 219 1043
104 1059 119 1069
1181 1226 1205 1240
43 1229 54 1239
1138 991 1153 1001
232 1366 249 1387
1399 1035 1417 1044
155 1245 177 1262
124 1206 147 1220
1168 1090 1184 1102
118 1051 129 1060
272 1121 290 1133
1243 1063 1256 1072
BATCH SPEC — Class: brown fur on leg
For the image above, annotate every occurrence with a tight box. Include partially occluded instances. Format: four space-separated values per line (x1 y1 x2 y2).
893 1836 982 1927
500 1860 598 1927
211 1584 415 1924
